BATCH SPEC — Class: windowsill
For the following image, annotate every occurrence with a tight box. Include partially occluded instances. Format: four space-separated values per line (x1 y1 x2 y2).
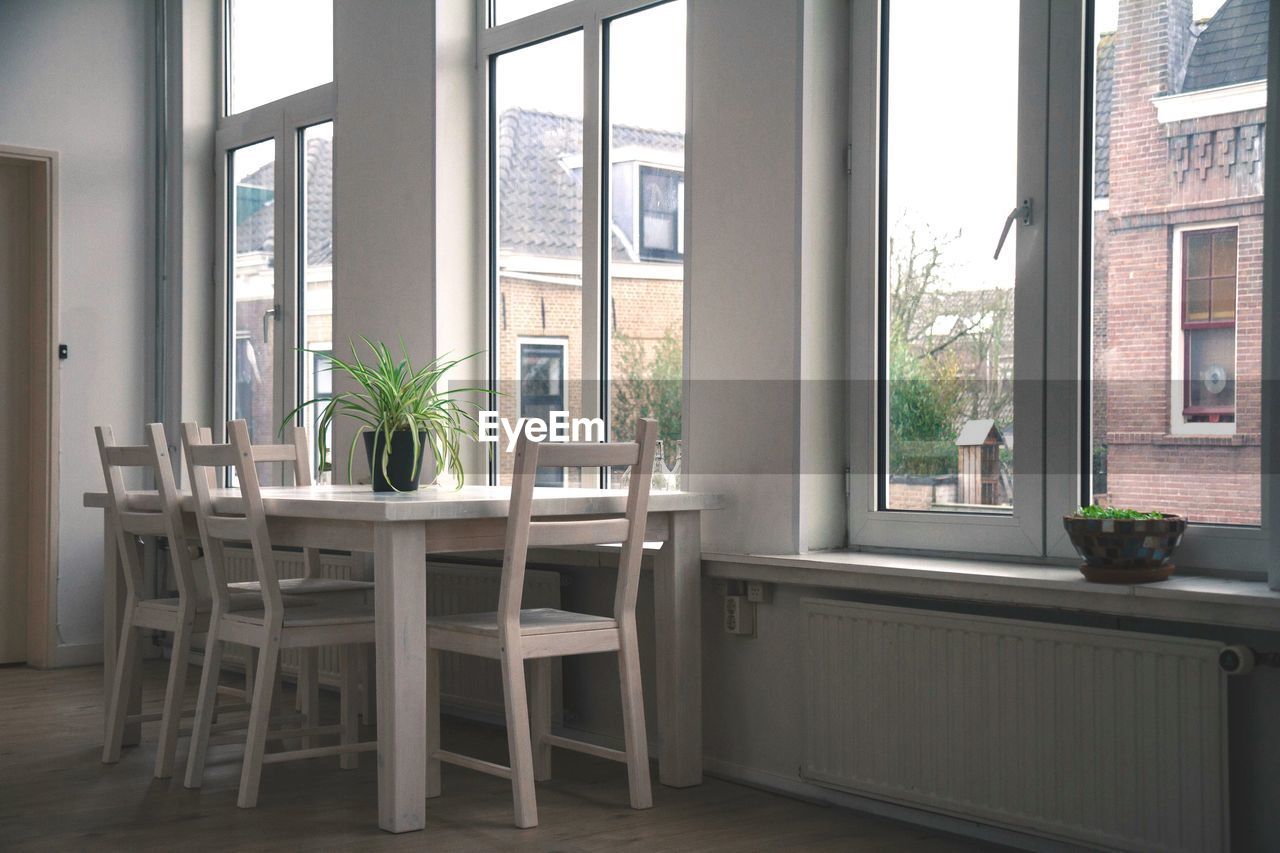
703 550 1280 632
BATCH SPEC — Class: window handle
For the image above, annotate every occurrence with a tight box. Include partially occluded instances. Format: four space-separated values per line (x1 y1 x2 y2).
994 198 1032 260
263 304 280 342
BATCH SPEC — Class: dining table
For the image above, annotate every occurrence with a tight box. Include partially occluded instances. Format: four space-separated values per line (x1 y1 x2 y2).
83 482 721 833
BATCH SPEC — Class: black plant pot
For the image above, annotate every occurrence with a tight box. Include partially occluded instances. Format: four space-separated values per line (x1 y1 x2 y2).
362 429 430 493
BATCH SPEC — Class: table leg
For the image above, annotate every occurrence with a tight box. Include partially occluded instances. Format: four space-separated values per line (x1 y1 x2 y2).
375 521 427 833
653 510 702 787
101 509 141 746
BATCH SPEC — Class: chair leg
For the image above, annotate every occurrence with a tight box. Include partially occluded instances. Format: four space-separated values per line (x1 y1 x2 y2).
425 646 441 798
529 658 552 782
154 619 194 779
102 610 140 764
501 649 539 829
184 623 225 789
300 648 320 750
618 624 652 810
237 635 280 809
360 645 377 726
339 646 360 770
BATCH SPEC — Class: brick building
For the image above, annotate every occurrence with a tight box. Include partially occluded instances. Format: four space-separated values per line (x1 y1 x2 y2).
1093 0 1266 524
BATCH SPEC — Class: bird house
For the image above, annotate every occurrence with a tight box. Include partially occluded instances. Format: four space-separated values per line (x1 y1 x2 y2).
956 419 1005 506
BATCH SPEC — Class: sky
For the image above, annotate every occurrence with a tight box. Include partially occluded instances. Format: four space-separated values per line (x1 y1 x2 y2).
888 0 1232 294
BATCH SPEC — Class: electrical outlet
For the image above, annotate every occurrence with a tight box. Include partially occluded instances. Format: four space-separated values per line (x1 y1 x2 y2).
723 595 755 636
746 581 770 603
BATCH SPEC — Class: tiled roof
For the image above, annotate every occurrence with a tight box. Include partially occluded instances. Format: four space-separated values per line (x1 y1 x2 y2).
1094 30 1115 199
1182 0 1269 92
497 108 685 258
235 112 683 263
235 136 332 265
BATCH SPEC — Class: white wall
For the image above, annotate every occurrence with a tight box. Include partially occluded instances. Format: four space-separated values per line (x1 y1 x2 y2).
0 0 154 655
332 0 441 482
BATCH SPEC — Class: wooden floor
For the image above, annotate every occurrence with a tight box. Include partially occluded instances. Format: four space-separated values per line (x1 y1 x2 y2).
0 662 1003 852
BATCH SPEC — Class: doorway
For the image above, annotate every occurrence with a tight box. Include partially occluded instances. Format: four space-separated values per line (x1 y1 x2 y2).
0 147 57 667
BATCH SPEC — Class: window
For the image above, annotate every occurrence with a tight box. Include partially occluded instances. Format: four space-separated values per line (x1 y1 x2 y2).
518 340 568 486
484 0 687 486
217 2 334 480
850 0 1049 557
1178 227 1237 425
489 0 574 28
225 0 333 115
638 166 684 261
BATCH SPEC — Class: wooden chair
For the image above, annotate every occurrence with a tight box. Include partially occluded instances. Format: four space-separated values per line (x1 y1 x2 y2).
425 417 659 828
181 420 376 807
194 425 376 733
97 423 263 778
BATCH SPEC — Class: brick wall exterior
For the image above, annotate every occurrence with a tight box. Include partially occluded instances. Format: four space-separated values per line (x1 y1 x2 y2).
1095 0 1263 524
494 267 683 483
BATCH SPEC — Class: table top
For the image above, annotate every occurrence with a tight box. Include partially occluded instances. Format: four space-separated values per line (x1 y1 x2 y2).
84 483 722 522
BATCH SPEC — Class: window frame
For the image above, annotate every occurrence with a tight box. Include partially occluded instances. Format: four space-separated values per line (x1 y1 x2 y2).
851 0 1280 580
1173 222 1239 432
848 0 1064 559
478 0 686 486
214 2 335 473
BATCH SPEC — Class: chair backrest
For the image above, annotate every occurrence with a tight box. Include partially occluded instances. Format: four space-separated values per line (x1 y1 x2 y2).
498 418 658 634
181 419 285 620
95 423 197 605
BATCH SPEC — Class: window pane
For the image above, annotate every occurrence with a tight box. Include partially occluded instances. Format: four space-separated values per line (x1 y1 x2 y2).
607 1 686 487
883 0 1018 512
229 138 278 484
1186 327 1235 413
1090 0 1261 526
299 122 333 478
490 0 572 27
228 0 332 114
493 32 584 486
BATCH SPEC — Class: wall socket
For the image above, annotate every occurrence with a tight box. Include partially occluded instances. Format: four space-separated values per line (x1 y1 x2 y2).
724 594 755 636
746 581 770 603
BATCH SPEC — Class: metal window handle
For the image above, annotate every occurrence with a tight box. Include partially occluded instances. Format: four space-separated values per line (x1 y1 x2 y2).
263 304 280 342
993 198 1033 260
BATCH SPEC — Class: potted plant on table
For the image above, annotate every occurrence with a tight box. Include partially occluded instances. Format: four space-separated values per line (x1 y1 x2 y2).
1063 505 1187 584
286 338 490 492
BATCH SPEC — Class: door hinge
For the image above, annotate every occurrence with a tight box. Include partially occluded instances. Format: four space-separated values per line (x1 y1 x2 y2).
844 467 852 498
844 144 853 176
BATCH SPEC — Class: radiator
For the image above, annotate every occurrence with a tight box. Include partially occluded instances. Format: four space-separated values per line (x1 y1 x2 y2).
802 599 1228 853
222 550 561 717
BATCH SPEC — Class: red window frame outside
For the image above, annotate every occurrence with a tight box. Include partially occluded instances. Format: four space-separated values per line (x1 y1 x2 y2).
1181 226 1238 420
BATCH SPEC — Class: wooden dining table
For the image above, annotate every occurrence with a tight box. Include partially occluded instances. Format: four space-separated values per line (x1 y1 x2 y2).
84 483 720 833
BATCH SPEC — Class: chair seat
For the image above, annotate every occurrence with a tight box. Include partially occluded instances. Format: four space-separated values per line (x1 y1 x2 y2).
136 591 313 615
426 608 617 637
229 577 374 595
225 601 375 628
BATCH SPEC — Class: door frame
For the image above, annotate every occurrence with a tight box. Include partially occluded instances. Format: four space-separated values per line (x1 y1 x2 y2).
0 145 59 668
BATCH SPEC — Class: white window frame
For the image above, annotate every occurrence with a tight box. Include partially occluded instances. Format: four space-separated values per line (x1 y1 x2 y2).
1170 221 1239 437
478 0 686 486
213 2 334 463
849 0 1072 560
851 0 1280 582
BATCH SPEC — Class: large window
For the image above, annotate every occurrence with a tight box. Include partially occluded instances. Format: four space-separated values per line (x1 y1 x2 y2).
853 0 1276 576
484 0 687 487
850 0 1050 557
217 3 334 480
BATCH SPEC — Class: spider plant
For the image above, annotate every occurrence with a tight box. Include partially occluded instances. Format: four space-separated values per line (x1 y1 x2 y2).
284 337 491 490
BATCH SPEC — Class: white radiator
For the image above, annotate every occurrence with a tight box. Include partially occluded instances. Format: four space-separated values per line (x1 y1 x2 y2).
222 550 561 717
802 599 1228 853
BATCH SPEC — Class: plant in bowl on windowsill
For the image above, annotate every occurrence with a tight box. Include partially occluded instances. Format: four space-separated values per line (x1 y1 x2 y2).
286 338 491 493
1063 505 1187 584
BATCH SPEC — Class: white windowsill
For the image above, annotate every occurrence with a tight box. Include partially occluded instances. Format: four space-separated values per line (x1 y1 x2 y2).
703 550 1280 633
